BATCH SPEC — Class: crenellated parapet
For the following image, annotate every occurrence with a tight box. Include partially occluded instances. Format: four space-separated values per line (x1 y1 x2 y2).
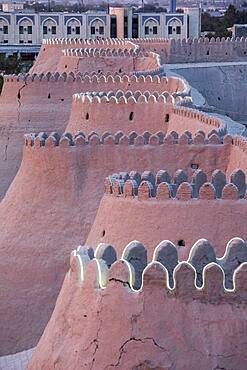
131 36 247 63
73 90 176 104
31 38 139 74
68 89 226 136
27 237 247 369
167 36 247 63
24 130 230 149
32 36 247 76
61 47 143 58
70 237 247 295
232 135 247 153
104 168 246 200
57 46 161 75
42 37 136 50
173 107 227 136
3 72 190 100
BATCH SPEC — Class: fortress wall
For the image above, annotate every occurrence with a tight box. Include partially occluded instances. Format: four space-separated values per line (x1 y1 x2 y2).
168 115 211 135
56 53 159 74
30 38 135 74
68 93 222 139
0 131 231 354
27 252 247 370
173 64 247 122
2 73 188 100
168 37 247 64
130 37 247 64
0 76 76 198
29 44 66 75
169 108 226 136
87 190 247 261
227 136 247 176
0 73 188 199
30 37 247 76
67 94 172 135
0 77 24 105
129 37 171 64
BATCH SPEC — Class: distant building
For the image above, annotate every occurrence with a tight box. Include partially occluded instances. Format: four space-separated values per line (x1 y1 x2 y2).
233 24 247 38
0 0 201 56
2 2 23 12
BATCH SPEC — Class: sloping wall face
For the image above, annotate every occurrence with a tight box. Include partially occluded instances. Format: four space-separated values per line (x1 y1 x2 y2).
87 191 247 261
56 53 159 75
0 73 187 199
134 37 247 64
173 65 247 122
30 39 135 74
67 97 171 136
27 254 247 370
0 132 232 354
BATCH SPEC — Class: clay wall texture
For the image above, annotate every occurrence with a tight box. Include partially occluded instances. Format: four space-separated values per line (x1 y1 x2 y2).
30 38 136 74
0 72 189 199
27 243 247 370
0 130 236 354
56 51 160 75
134 36 247 64
87 166 247 261
30 37 247 73
67 92 172 136
173 64 247 122
1 36 247 363
67 94 225 137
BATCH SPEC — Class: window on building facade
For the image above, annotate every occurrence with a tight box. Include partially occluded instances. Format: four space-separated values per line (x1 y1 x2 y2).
176 26 181 34
168 26 172 35
75 26 80 35
91 26 95 35
67 26 71 34
99 26 104 35
3 25 8 34
145 26 149 35
4 39 8 43
19 25 24 34
153 26 158 35
19 39 24 43
28 40 32 43
27 26 32 34
43 26 47 34
52 26 56 34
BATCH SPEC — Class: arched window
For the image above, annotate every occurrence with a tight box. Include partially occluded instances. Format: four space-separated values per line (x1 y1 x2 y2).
42 18 58 39
0 18 9 44
167 18 182 40
90 19 105 38
144 18 159 38
66 18 80 37
165 113 170 123
18 18 33 44
129 112 134 121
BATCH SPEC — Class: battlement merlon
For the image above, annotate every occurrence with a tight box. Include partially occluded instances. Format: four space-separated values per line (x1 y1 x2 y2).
23 130 232 149
69 237 247 301
68 97 226 136
104 167 246 201
42 37 136 50
2 73 189 99
61 47 144 58
73 91 176 104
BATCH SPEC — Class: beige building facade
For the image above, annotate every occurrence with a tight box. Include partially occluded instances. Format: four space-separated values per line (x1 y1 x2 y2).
0 6 200 47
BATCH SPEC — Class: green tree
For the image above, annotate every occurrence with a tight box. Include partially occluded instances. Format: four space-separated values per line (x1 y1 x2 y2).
0 54 22 74
0 76 3 94
224 4 237 27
